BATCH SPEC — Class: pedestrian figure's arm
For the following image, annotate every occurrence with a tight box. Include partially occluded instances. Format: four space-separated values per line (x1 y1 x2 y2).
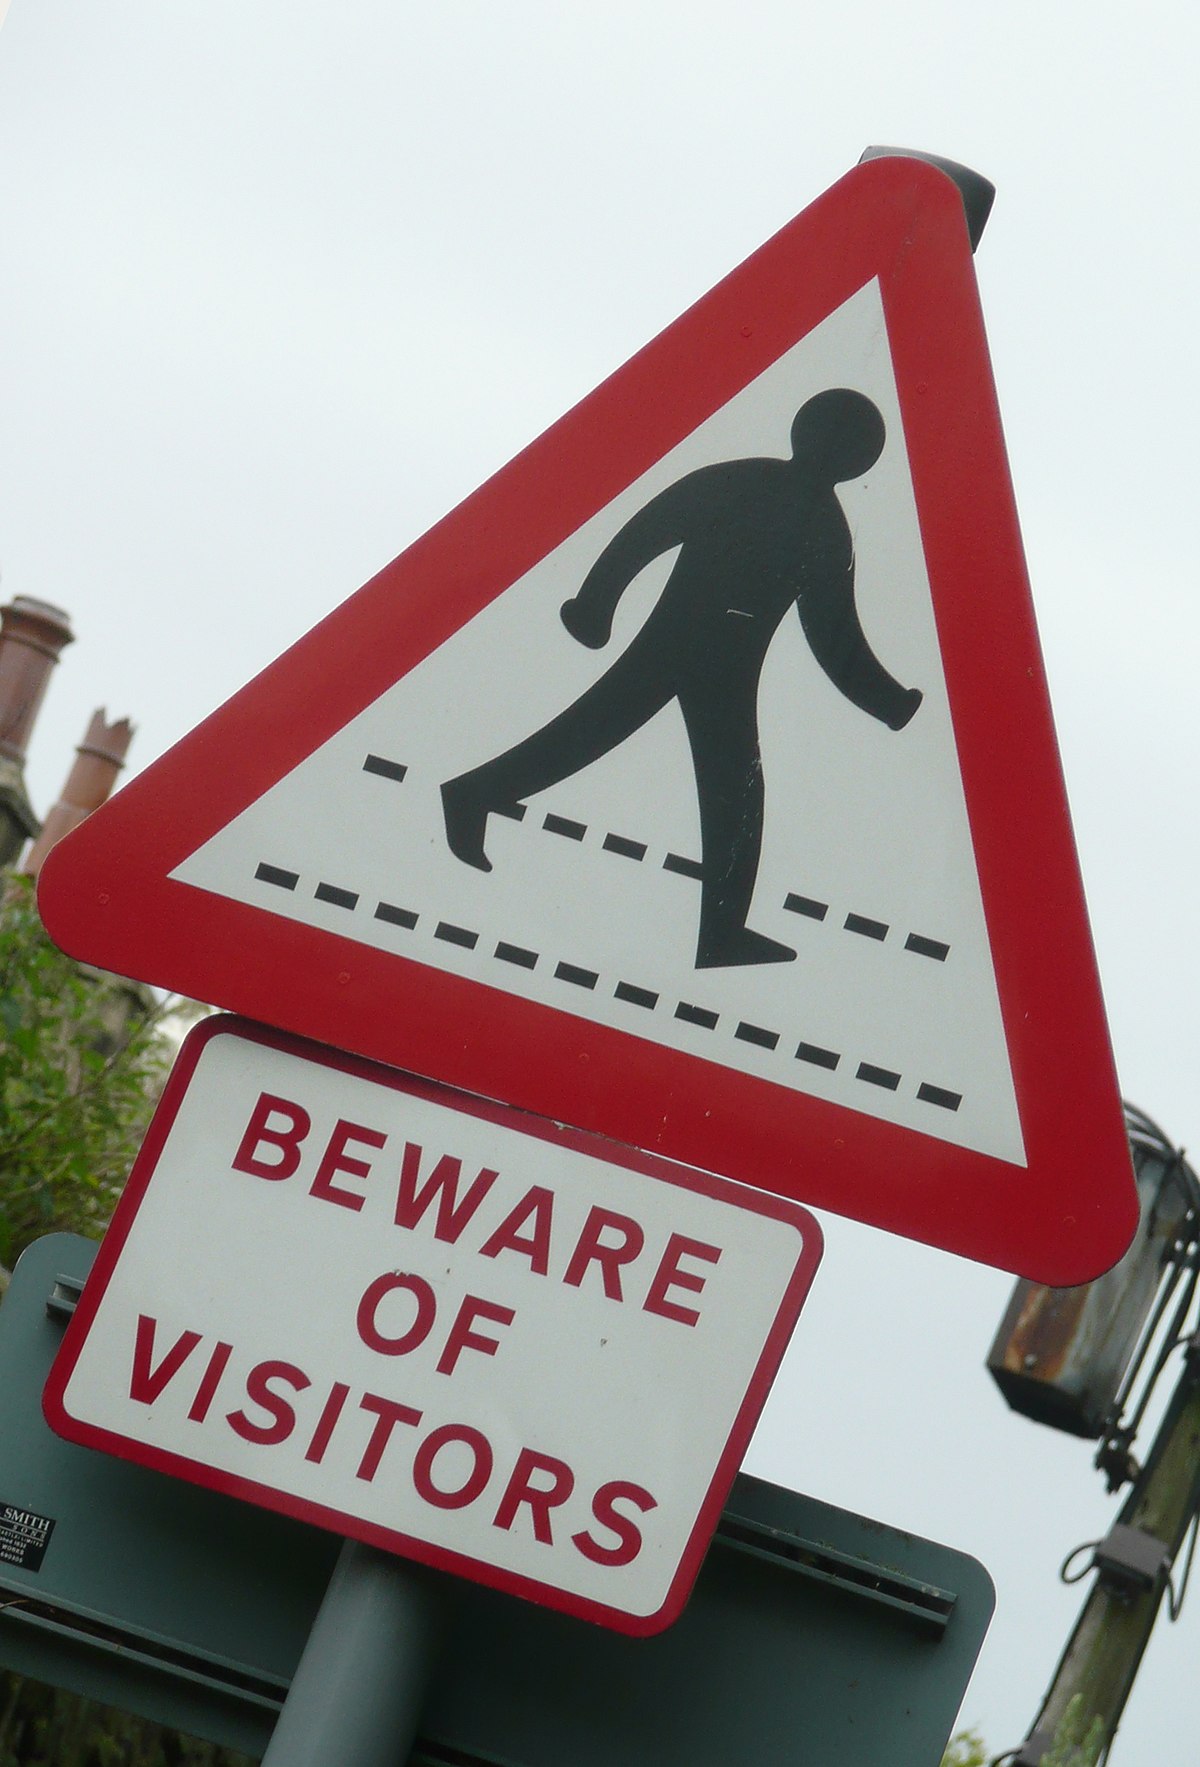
797 565 922 730
561 487 686 649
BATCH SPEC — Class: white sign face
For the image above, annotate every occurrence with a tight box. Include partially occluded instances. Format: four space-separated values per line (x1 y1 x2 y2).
46 1018 822 1635
172 280 1022 1169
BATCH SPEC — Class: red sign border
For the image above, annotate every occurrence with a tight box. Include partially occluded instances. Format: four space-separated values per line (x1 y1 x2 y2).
37 156 1135 1284
43 1014 823 1638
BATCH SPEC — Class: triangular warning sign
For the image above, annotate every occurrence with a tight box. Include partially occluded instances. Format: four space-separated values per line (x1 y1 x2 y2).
40 156 1135 1284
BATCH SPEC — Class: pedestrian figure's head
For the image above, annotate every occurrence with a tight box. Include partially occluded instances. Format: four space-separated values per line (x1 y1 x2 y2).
790 389 885 484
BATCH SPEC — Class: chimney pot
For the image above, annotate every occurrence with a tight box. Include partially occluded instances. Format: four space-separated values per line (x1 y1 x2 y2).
0 596 74 765
23 708 134 879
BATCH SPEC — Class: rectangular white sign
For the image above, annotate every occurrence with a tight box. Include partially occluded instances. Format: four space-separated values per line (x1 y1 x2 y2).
46 1017 821 1633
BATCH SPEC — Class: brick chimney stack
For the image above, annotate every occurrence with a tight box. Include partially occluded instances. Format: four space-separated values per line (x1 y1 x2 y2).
23 709 135 880
0 595 74 866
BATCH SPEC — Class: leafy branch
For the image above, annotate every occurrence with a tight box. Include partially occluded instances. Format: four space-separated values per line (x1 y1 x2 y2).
942 1730 988 1767
0 872 200 1270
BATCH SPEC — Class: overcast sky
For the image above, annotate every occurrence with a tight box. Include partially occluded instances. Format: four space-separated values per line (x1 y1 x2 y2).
3 3 1200 1758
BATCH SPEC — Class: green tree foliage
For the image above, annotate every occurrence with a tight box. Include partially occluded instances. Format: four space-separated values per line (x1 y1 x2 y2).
1042 1694 1105 1767
938 1696 1107 1767
0 872 237 1764
942 1729 989 1767
0 1683 252 1767
0 873 188 1272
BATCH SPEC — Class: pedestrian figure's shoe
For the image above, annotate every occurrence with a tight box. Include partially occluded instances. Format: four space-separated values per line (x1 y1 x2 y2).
695 926 796 969
441 777 494 872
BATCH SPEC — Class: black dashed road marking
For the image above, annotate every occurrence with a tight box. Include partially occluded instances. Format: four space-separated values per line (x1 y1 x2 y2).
435 922 479 950
906 932 950 962
362 754 408 783
496 941 538 970
555 960 598 990
355 764 954 961
257 859 966 1115
676 1001 719 1030
917 1081 962 1112
524 807 958 974
784 892 828 921
603 833 648 861
845 913 888 941
857 1061 901 1091
315 882 359 910
787 892 949 962
375 901 418 929
615 980 658 1009
544 813 586 841
796 1041 840 1071
256 862 299 891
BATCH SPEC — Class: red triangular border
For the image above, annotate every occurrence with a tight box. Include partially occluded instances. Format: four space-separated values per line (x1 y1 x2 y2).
39 157 1135 1283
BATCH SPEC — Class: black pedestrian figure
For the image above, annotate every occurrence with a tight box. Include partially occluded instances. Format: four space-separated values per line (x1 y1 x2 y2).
442 388 922 970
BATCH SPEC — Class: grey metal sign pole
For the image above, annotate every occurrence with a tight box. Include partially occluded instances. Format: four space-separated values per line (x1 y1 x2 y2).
260 1540 448 1767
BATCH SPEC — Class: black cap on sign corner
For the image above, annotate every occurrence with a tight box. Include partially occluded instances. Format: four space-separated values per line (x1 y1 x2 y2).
858 146 996 252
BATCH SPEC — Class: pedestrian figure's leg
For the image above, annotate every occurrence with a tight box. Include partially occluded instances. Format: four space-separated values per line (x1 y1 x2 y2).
443 646 675 871
681 694 795 969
